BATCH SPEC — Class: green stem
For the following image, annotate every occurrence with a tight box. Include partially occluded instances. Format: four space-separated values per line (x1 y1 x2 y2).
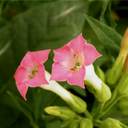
99 89 123 118
93 120 102 127
93 102 105 120
84 109 93 120
75 114 82 120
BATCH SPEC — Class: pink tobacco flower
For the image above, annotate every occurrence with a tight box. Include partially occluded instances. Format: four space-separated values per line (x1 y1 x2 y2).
14 50 50 100
50 33 101 88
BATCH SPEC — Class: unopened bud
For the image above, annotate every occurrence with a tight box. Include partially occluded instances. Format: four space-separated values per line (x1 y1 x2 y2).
44 106 76 120
80 118 93 128
117 74 128 96
106 58 123 87
100 118 127 128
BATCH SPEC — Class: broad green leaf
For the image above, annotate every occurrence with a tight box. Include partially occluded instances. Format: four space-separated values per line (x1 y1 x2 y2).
84 14 122 57
0 2 89 127
0 1 88 93
0 103 19 127
100 0 116 29
7 91 38 128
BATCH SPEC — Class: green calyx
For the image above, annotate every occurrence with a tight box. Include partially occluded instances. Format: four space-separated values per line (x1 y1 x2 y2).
85 81 111 102
66 92 87 113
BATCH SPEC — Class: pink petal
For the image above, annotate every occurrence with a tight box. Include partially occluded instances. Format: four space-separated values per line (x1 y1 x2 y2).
53 45 74 63
50 62 71 81
20 51 37 68
67 66 85 88
27 64 49 87
68 33 87 54
14 66 29 84
33 49 51 64
84 44 102 66
17 82 28 100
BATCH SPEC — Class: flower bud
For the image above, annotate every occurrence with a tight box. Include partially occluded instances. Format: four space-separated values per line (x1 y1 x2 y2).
117 74 128 96
69 120 80 128
107 28 128 87
80 118 93 128
100 118 127 128
66 92 87 113
106 58 123 87
96 66 105 82
44 106 76 120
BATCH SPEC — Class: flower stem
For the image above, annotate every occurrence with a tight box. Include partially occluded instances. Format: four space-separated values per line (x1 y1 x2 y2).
93 102 105 120
99 89 123 118
93 120 102 127
84 109 93 120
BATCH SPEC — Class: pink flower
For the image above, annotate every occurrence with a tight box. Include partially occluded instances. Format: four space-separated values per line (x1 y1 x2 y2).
14 50 50 100
50 33 101 88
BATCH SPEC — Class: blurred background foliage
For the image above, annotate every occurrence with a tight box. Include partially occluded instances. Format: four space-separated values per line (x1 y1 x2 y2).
0 0 128 128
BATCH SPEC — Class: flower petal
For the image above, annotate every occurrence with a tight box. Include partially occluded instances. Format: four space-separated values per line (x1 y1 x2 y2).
53 45 74 63
33 49 51 64
27 64 49 87
20 51 37 68
17 82 28 100
84 44 102 66
14 66 29 84
68 33 86 54
67 66 85 88
50 62 71 81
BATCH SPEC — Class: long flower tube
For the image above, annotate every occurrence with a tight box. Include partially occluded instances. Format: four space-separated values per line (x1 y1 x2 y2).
40 71 87 114
84 64 111 102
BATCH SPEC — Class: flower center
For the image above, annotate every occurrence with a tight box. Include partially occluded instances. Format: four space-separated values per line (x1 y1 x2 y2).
70 56 82 72
32 70 38 75
28 69 38 79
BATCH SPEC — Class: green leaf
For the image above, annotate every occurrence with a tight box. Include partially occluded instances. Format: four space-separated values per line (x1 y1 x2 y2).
46 119 62 128
0 103 19 127
0 1 88 93
7 91 38 128
0 2 88 127
100 0 116 29
84 14 122 57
